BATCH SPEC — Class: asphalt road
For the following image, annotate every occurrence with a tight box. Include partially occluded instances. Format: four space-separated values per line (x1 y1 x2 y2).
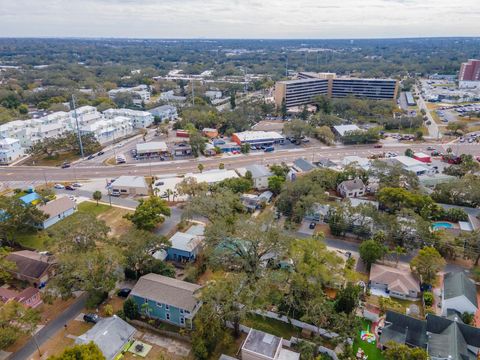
0 143 437 182
416 89 442 139
8 293 87 360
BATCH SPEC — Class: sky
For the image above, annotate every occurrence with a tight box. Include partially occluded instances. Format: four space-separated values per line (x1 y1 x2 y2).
0 0 479 39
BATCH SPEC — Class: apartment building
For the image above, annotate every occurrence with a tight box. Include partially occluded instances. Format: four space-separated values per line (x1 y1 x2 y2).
80 116 134 144
274 72 399 108
108 84 151 105
103 108 154 128
459 59 480 81
0 138 23 164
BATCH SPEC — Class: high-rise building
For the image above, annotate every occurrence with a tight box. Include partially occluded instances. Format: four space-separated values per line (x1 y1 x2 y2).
459 59 480 81
274 72 398 108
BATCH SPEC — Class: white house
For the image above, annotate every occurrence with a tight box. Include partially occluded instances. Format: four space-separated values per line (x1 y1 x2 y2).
148 105 178 122
337 178 366 198
237 164 272 190
37 197 77 229
442 272 478 316
0 138 24 164
369 263 420 300
388 156 435 176
108 84 151 105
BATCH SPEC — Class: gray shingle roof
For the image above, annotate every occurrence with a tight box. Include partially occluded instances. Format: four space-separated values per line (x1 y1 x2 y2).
379 311 427 348
38 197 76 218
130 273 201 311
443 272 478 308
242 329 281 358
244 164 272 179
75 316 136 360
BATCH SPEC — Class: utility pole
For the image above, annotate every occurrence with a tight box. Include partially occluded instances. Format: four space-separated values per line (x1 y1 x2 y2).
72 95 84 158
192 80 195 106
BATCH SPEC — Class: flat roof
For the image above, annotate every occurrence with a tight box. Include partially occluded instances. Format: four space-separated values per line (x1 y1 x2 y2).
393 155 427 168
414 152 430 158
169 232 203 252
232 131 284 142
242 329 282 359
136 141 168 153
113 176 148 188
186 169 238 184
333 124 361 136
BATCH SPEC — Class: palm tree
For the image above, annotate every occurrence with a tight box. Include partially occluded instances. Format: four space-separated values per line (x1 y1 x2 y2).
166 189 173 202
92 191 102 206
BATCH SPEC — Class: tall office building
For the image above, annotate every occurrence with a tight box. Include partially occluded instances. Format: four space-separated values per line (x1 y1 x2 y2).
459 59 480 81
274 72 399 108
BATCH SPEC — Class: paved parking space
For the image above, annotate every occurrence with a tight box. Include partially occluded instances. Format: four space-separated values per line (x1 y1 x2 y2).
298 220 315 236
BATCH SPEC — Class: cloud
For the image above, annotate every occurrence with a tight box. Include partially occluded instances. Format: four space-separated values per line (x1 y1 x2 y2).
0 0 478 38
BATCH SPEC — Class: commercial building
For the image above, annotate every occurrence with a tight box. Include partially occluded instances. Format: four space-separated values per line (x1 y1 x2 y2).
0 138 23 164
110 176 149 196
459 59 480 81
388 156 435 176
231 131 285 147
274 72 399 108
135 141 169 157
333 124 362 138
129 273 202 328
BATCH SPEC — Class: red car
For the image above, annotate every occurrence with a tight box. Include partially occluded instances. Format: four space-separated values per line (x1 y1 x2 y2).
374 144 383 148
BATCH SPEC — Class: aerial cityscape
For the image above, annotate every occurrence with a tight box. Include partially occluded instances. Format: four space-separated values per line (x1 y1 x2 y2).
1 1 480 360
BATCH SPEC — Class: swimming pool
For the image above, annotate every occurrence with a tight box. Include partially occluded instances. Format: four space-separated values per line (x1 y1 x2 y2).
432 222 454 231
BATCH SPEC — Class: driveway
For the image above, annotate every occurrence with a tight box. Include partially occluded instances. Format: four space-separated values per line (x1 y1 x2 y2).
8 293 87 360
55 188 138 209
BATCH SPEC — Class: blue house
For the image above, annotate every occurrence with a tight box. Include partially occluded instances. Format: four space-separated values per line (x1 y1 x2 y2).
20 192 41 205
167 224 205 263
37 196 77 229
129 273 202 328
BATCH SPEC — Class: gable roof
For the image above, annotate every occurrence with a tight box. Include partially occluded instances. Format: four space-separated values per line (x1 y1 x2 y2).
130 273 201 311
169 232 203 252
370 264 420 295
443 272 478 308
19 192 41 205
5 250 53 280
244 164 272 179
426 313 480 360
338 178 365 191
380 311 427 348
75 316 136 360
38 197 76 218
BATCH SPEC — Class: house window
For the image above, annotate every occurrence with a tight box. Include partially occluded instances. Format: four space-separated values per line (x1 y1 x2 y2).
166 313 170 320
180 317 185 325
184 310 190 314
165 304 170 311
144 298 148 304
180 309 184 314
156 302 163 308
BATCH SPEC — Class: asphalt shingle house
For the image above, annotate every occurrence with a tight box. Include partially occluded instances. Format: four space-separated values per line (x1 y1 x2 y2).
380 310 480 360
337 178 366 198
441 271 478 316
129 273 202 328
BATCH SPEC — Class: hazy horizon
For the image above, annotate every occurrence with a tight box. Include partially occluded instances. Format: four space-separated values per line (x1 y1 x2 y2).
1 0 479 39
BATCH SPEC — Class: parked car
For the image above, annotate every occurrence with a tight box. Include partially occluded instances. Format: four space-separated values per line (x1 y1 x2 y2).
54 184 65 189
426 146 435 151
155 181 164 186
61 162 70 169
97 151 105 156
87 154 95 160
72 183 82 187
117 288 131 298
83 313 99 324
373 144 383 148
110 189 121 197
65 185 75 191
264 146 274 153
309 222 316 229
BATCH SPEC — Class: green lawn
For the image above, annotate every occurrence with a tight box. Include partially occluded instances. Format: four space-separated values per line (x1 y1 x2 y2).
243 313 301 339
15 201 111 250
352 319 384 360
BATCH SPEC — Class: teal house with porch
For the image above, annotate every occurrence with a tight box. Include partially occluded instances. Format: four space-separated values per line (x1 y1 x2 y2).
129 273 202 328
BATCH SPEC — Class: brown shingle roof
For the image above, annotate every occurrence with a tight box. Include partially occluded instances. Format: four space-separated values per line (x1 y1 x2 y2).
370 263 420 295
38 197 76 218
5 250 52 280
130 273 201 312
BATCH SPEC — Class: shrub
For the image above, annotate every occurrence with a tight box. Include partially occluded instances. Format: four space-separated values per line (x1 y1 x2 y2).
86 290 108 309
423 291 434 307
123 298 139 320
104 304 114 317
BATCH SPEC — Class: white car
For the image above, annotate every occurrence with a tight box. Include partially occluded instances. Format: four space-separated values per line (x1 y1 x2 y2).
54 184 65 189
72 183 82 188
